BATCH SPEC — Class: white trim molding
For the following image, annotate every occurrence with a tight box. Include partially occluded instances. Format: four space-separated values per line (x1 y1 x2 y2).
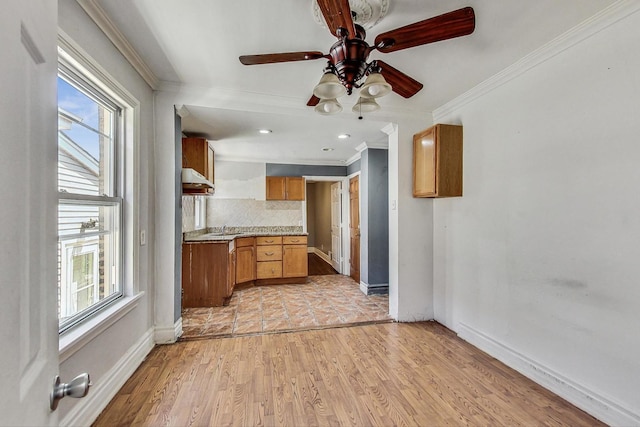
154 318 183 344
433 0 640 122
457 323 640 426
359 281 389 296
75 0 160 89
60 328 155 427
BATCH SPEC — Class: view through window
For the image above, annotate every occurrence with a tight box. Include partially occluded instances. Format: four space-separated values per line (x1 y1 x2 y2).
57 61 123 332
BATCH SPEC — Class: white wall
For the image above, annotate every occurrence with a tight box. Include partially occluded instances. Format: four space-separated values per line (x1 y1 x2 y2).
432 4 640 424
57 0 156 423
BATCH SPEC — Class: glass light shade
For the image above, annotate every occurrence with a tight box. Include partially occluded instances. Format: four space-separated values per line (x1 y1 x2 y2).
352 97 380 114
313 72 347 99
359 72 392 98
314 98 343 115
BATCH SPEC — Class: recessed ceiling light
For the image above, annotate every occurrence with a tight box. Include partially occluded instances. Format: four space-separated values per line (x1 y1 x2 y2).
338 133 350 139
258 129 272 134
322 147 334 152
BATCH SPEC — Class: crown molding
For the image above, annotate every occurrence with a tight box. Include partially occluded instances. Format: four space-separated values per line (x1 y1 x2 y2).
75 0 160 90
433 0 640 122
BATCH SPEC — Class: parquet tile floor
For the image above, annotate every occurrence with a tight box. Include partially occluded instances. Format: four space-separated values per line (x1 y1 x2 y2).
181 274 391 340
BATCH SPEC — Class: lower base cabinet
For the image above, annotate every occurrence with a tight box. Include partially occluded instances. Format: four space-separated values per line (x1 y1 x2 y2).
182 242 230 308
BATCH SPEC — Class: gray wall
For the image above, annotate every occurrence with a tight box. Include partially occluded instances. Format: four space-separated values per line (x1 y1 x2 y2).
347 159 361 175
267 163 346 177
360 149 389 286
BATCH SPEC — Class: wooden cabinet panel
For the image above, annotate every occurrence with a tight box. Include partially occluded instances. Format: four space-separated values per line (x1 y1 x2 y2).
236 244 255 284
257 261 282 279
182 242 229 308
182 137 214 194
283 235 307 245
266 176 286 200
413 124 463 198
283 244 308 278
285 177 305 200
256 236 282 245
227 249 236 298
256 245 282 261
265 176 305 200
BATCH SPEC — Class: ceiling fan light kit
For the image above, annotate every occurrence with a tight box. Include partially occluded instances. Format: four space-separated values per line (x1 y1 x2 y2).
352 96 380 114
313 71 348 99
240 1 475 117
315 98 343 115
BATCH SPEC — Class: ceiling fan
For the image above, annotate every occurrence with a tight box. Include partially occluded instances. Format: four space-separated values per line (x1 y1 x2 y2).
239 0 475 115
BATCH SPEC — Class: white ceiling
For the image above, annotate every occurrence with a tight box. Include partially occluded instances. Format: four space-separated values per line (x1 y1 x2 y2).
95 0 615 164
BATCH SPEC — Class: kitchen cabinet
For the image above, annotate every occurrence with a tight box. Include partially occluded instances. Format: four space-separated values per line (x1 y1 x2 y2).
182 137 214 193
413 124 463 198
235 237 255 284
256 236 283 279
282 235 308 278
182 241 230 308
266 176 305 200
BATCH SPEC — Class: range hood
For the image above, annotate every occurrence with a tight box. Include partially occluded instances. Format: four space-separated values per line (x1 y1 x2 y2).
182 168 214 191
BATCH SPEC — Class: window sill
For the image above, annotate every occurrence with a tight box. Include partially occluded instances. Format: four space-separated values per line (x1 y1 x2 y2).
59 292 144 363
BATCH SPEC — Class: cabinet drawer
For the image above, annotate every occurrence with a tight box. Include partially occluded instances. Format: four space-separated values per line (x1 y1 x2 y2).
256 236 282 246
257 261 282 279
256 245 282 261
283 235 307 245
235 237 255 248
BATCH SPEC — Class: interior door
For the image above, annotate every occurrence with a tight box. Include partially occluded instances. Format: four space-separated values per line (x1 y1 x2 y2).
0 1 59 424
349 176 360 283
330 182 341 272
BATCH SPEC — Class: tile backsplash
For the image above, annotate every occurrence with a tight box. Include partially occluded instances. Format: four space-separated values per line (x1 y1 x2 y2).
182 195 208 232
207 198 302 227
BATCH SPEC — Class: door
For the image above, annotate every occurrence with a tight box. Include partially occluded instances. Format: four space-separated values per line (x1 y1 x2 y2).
349 176 360 283
330 182 341 272
1 1 59 424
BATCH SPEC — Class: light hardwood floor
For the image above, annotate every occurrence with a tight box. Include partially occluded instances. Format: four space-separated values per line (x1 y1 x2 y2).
94 322 603 426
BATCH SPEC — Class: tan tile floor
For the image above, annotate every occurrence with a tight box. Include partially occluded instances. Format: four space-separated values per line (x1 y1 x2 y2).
180 274 391 340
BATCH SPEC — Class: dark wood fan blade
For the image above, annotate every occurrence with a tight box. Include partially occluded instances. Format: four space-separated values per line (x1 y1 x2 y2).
317 0 357 39
377 60 423 98
307 95 321 106
239 51 326 65
375 7 475 53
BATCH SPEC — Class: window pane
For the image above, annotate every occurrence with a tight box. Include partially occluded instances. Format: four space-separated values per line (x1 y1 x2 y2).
58 202 121 329
57 60 124 333
58 76 116 197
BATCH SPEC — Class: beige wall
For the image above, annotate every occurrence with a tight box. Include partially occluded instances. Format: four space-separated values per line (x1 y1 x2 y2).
306 181 333 255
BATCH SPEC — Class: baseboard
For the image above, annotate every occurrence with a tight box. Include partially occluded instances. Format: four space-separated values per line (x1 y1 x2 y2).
359 281 389 295
60 327 155 427
312 247 332 264
457 323 640 426
154 318 182 344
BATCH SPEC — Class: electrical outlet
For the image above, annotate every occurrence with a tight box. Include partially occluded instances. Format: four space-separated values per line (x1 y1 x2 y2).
140 229 146 246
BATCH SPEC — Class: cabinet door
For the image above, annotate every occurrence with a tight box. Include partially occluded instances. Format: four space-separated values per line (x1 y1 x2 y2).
283 244 308 278
266 176 286 200
182 137 207 175
413 127 437 197
182 242 228 308
236 246 255 283
285 177 305 200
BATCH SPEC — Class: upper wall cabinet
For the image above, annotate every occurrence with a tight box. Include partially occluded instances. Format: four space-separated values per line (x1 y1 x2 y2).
266 176 305 201
182 137 214 194
413 124 463 198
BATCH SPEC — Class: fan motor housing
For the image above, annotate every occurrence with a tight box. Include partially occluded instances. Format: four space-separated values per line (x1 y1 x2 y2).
329 25 372 94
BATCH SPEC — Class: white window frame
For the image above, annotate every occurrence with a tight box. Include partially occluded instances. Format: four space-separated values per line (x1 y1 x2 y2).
56 37 140 348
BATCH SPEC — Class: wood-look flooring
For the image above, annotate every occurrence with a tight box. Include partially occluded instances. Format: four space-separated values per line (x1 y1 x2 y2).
307 252 338 275
93 322 603 426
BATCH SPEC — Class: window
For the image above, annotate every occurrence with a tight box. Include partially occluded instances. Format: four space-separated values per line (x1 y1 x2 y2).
57 59 124 332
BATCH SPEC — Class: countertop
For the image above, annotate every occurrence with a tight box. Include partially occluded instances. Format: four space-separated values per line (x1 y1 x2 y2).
183 226 306 243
